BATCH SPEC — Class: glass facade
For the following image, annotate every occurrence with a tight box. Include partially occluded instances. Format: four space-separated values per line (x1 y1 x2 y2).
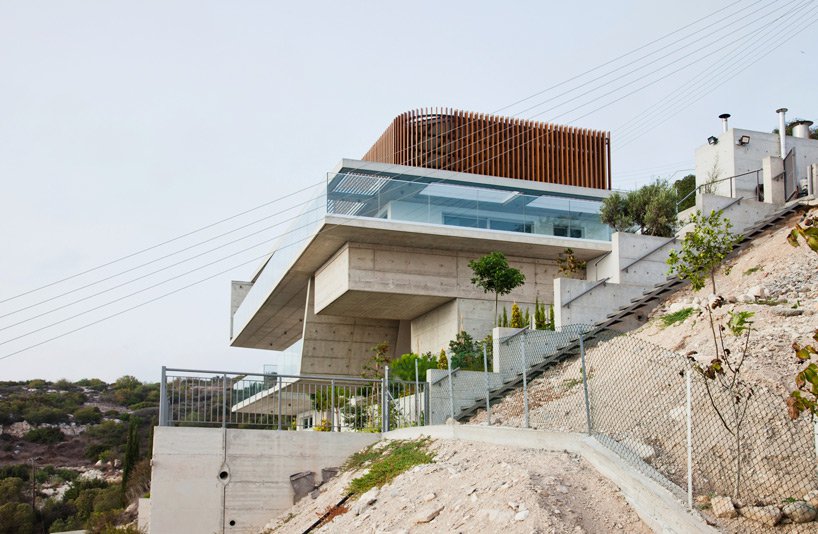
326 171 612 241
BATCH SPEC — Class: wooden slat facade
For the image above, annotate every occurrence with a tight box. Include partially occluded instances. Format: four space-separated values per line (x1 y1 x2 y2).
362 108 611 190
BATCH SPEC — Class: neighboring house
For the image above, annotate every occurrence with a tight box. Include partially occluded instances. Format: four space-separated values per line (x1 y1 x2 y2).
229 109 615 377
695 110 818 201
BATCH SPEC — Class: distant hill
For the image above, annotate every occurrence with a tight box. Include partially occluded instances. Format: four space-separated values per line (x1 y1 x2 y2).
0 376 157 533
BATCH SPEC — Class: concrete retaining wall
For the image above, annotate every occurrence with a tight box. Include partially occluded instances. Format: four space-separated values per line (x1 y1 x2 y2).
427 369 506 424
148 427 379 534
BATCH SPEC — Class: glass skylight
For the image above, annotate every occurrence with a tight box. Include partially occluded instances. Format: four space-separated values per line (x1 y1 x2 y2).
418 183 519 204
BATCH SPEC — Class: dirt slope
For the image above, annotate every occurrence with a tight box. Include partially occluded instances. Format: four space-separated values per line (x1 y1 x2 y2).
262 438 649 534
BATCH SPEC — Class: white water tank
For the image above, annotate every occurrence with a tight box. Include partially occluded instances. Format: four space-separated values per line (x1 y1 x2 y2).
792 120 814 139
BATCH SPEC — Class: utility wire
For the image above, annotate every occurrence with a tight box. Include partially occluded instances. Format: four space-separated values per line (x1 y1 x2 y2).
615 1 818 147
1 2 799 358
0 179 325 304
0 187 323 320
0 0 768 311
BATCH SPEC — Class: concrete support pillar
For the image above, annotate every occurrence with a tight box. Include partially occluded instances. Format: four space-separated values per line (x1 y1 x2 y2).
762 156 785 205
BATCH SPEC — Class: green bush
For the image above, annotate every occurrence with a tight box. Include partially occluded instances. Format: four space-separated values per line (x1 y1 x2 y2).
25 427 65 444
24 407 69 425
390 352 438 382
73 406 103 425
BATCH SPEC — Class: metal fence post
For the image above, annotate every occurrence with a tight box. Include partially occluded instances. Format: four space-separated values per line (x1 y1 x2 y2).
522 333 529 429
159 366 168 427
277 375 282 431
414 359 420 426
483 344 491 426
686 365 694 510
580 335 592 434
424 383 430 426
447 350 455 423
330 379 336 432
222 374 228 429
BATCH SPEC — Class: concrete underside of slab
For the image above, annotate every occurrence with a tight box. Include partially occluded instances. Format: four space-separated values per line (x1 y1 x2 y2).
384 425 715 534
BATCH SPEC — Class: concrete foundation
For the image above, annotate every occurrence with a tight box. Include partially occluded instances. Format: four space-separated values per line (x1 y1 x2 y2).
148 427 379 534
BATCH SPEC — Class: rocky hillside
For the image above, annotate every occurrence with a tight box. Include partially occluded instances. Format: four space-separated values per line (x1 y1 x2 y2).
0 376 157 533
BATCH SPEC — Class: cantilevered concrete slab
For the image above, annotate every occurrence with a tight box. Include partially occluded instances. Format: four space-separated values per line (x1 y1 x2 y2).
231 214 611 353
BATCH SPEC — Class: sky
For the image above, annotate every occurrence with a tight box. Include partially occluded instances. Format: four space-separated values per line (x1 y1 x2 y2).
1 1 816 383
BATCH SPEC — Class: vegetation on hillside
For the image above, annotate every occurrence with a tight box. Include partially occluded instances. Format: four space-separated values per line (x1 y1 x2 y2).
0 376 157 533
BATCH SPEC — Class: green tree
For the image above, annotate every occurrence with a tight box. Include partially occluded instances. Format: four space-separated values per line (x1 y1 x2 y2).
0 477 25 504
468 252 526 319
122 417 140 491
360 342 391 379
599 191 632 232
448 331 484 371
437 349 448 370
673 174 696 211
600 180 678 237
73 406 103 425
390 352 439 382
0 502 33 533
667 210 740 293
509 303 523 328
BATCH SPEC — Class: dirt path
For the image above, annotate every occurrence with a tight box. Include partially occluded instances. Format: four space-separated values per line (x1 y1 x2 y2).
262 438 651 534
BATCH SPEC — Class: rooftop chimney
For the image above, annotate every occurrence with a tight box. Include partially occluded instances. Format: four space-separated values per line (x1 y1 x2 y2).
792 120 814 139
719 113 731 133
776 108 788 158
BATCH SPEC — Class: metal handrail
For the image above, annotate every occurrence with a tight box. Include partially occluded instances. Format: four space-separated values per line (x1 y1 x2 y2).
430 367 462 386
675 169 761 212
163 367 376 383
620 237 676 273
563 277 610 308
498 327 529 344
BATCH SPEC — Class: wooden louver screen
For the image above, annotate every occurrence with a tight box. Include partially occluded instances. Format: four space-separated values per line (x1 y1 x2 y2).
362 108 611 190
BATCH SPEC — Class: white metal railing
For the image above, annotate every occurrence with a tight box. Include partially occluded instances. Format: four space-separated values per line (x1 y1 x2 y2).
158 367 428 432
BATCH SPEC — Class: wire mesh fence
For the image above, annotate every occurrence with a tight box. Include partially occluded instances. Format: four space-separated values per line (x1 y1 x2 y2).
159 367 428 432
455 325 818 513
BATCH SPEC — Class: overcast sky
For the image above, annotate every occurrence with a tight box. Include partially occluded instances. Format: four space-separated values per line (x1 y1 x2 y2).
1 1 816 383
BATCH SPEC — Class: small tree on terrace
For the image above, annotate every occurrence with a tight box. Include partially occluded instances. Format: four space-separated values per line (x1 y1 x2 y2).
667 210 740 294
469 252 525 320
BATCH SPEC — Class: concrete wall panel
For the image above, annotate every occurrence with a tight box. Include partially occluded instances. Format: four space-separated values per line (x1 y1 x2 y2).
149 427 379 534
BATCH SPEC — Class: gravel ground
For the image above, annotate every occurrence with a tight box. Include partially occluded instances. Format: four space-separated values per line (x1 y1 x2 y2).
261 438 651 534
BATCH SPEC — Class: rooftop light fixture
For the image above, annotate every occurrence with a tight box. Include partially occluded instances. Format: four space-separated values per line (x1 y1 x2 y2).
418 183 519 204
707 136 719 145
737 135 751 146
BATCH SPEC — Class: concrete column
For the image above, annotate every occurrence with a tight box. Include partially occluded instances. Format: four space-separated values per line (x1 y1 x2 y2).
762 156 785 205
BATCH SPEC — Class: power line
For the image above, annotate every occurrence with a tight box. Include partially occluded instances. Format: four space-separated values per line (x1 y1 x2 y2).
0 179 325 305
0 188 323 320
2 2 800 360
615 1 818 147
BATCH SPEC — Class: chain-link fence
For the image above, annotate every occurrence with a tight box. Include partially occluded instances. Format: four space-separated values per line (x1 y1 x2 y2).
453 326 818 513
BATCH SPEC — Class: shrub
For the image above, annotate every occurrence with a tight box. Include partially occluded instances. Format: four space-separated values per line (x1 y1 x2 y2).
74 407 103 425
346 439 433 497
24 427 65 444
390 352 438 382
660 307 696 327
24 407 69 425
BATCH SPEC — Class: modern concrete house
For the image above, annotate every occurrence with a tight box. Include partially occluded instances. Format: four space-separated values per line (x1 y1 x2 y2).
695 109 818 201
229 109 615 376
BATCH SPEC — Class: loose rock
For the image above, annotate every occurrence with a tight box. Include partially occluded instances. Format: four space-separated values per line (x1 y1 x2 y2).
782 500 817 523
413 505 444 524
741 505 783 527
710 496 737 519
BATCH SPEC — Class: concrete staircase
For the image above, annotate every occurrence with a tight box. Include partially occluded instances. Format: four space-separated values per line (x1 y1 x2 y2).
455 200 803 421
